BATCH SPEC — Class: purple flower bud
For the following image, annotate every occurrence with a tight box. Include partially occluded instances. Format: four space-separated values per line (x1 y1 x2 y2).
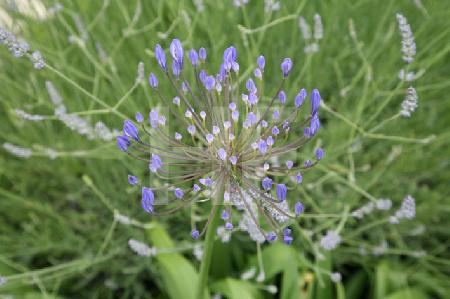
246 78 256 93
232 110 239 122
311 89 321 115
230 156 237 165
223 46 237 71
135 112 144 123
261 120 268 128
170 39 184 68
191 229 200 239
199 47 207 61
254 68 262 79
316 148 324 160
310 114 320 135
224 121 231 129
229 102 237 111
283 231 293 245
141 187 154 213
187 125 196 135
281 58 293 77
123 120 139 141
193 184 201 192
295 172 303 184
189 49 199 66
225 222 233 230
286 160 294 169
303 127 312 138
273 110 280 120
295 88 307 108
206 133 214 144
262 177 273 191
258 139 268 154
278 90 286 104
276 184 287 201
221 210 230 220
267 231 277 242
282 120 290 131
272 126 280 136
128 175 138 185
149 109 159 128
204 75 215 91
295 202 304 216
212 126 220 135
172 62 181 77
257 55 265 69
116 135 130 152
148 73 158 88
154 44 167 71
149 154 163 173
217 148 227 160
304 160 313 168
174 188 184 199
266 136 274 146
247 112 257 125
182 81 189 93
248 94 258 105
199 70 207 83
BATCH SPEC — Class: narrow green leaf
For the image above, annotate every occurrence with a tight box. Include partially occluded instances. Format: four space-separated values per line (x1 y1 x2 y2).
211 278 261 299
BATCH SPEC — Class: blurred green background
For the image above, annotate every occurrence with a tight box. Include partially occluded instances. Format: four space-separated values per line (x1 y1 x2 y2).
0 0 449 298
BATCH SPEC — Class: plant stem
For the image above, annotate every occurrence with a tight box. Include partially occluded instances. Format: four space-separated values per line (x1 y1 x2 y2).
195 188 223 299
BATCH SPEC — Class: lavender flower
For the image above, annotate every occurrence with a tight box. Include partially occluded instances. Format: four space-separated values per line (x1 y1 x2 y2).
396 13 416 64
400 87 418 117
320 230 341 250
128 175 138 185
117 39 324 242
1 27 45 69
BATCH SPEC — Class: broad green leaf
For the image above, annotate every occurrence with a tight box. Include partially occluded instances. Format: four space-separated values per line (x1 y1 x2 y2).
147 224 205 299
261 243 299 279
280 262 301 299
374 261 390 299
211 278 261 299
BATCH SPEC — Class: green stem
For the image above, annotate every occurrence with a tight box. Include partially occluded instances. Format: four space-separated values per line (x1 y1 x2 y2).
196 189 223 299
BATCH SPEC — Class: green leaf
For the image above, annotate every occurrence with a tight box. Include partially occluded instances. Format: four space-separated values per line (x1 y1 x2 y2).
280 261 300 299
211 278 261 299
261 243 299 279
313 252 332 299
147 224 204 299
384 288 429 299
345 270 368 299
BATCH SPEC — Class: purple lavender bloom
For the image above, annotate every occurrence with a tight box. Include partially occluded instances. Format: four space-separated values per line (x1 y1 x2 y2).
230 156 237 165
283 228 293 245
150 154 163 173
258 139 268 154
155 44 167 71
286 160 294 169
272 126 280 136
170 39 184 68
254 68 262 79
199 47 206 61
189 49 199 66
278 90 286 104
187 125 196 135
116 135 130 152
315 148 324 160
295 88 307 108
123 120 139 141
281 58 293 77
295 172 303 184
311 88 321 115
193 184 201 192
204 75 215 91
304 160 313 168
267 231 277 242
199 70 207 83
142 187 154 213
273 110 280 120
266 135 274 146
310 114 320 135
148 73 158 88
294 202 304 216
128 175 138 185
206 133 214 144
276 184 287 201
225 222 233 230
248 93 258 105
174 188 184 199
221 210 230 220
246 78 256 93
262 177 273 190
191 229 200 239
135 112 144 123
257 55 265 70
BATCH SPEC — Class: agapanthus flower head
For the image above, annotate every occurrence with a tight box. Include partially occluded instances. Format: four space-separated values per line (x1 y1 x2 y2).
117 39 324 243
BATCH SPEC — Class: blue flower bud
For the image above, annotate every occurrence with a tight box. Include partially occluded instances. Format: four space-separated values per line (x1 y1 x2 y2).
116 135 130 152
266 231 277 242
204 75 215 91
276 184 287 201
221 210 230 220
278 90 286 104
149 154 163 173
311 89 321 115
246 78 256 93
170 39 184 68
310 114 320 136
199 47 206 61
141 187 154 213
315 148 324 160
262 177 273 191
225 222 233 230
154 44 167 71
272 126 280 136
174 188 184 199
148 73 158 88
191 229 200 239
189 49 199 66
258 139 268 154
135 112 144 123
295 88 307 108
281 58 293 77
128 175 138 185
257 55 265 70
295 172 303 184
294 202 304 216
123 120 139 141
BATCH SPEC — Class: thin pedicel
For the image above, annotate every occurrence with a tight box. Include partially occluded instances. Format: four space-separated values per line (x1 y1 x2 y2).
117 39 325 244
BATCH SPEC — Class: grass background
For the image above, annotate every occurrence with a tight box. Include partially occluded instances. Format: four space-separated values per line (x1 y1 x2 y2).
0 0 449 298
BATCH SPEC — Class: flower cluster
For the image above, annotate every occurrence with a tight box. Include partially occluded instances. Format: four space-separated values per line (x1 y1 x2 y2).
117 39 324 244
396 13 416 64
400 86 418 117
0 27 45 69
298 14 324 54
389 195 416 224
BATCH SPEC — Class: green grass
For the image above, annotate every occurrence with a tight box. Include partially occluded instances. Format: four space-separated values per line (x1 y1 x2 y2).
1 0 449 298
